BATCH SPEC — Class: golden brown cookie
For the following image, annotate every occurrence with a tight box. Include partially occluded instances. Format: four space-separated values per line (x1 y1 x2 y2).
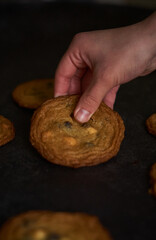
149 163 156 197
0 115 15 147
30 95 125 168
0 211 113 240
12 79 54 109
146 113 156 137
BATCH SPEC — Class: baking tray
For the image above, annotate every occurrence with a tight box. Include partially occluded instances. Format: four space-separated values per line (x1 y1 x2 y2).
0 2 156 240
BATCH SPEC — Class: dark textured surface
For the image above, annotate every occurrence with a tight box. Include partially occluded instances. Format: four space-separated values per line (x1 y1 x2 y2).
0 2 156 240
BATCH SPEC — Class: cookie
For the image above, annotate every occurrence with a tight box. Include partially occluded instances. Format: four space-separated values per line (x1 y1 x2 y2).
0 115 15 147
149 163 156 197
146 113 156 137
12 79 54 109
30 95 125 168
0 211 113 240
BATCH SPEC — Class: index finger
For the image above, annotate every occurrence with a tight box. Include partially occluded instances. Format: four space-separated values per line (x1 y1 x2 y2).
54 53 77 97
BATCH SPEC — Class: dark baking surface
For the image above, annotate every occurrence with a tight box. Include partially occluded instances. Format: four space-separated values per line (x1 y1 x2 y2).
0 2 156 240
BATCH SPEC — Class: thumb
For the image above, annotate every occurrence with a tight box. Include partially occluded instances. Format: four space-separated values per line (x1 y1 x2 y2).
74 80 110 123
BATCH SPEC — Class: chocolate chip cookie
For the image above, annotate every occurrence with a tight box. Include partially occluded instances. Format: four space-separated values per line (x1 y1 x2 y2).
12 79 54 109
146 113 156 137
0 211 113 240
149 163 156 197
30 95 125 168
0 115 15 146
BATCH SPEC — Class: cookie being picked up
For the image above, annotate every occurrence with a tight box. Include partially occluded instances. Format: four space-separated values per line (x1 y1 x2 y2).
146 113 156 137
0 211 113 240
30 95 125 168
12 79 54 109
0 115 15 147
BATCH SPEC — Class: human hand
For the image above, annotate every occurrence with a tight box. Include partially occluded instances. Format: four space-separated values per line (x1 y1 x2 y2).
55 12 156 123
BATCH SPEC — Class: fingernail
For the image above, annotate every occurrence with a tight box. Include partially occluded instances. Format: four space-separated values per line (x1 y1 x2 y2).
54 93 67 98
75 109 91 123
54 93 60 98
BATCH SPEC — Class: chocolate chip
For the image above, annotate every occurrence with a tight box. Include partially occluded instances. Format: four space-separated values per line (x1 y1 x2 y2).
85 142 94 147
70 112 74 118
48 233 60 240
81 123 90 128
22 219 31 227
64 121 72 128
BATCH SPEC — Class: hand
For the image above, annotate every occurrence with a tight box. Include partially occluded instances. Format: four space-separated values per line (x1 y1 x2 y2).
55 12 156 123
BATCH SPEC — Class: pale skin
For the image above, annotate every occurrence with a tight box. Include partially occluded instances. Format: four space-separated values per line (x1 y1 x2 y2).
55 12 156 123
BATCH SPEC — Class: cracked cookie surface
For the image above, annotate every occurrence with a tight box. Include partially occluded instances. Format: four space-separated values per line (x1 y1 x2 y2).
0 115 15 146
12 79 54 109
30 95 125 168
0 211 112 240
146 113 156 137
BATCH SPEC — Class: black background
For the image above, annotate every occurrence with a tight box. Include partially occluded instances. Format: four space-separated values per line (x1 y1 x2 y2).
0 2 156 240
